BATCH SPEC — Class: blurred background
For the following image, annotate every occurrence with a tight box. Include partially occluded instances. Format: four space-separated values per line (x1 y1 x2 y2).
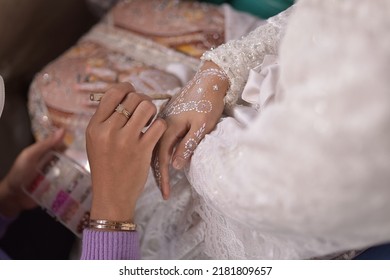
0 0 97 259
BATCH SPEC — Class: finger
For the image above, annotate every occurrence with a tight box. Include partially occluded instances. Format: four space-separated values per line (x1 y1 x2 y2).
142 118 167 147
126 100 157 132
25 128 65 160
92 82 135 123
157 126 187 199
145 103 161 128
172 123 206 170
152 150 164 196
109 92 152 129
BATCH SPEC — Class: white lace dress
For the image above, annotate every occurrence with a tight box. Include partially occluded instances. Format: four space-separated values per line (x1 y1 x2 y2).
184 0 390 259
136 0 390 259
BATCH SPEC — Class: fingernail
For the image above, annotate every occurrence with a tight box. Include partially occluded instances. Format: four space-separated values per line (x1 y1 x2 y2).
172 156 185 170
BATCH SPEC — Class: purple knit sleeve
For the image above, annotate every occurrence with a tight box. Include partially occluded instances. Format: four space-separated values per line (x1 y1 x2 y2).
81 229 140 260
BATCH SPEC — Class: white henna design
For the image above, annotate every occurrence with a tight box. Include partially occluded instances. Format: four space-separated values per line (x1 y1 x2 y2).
183 123 207 159
153 156 162 189
161 68 227 118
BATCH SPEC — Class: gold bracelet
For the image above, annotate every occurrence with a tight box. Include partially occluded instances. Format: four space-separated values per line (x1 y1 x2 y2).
88 219 137 231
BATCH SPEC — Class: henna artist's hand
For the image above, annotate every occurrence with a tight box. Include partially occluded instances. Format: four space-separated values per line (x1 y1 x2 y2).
0 129 65 218
86 83 166 222
153 61 229 199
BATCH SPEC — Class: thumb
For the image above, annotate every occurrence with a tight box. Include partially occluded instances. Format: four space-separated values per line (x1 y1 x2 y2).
28 128 65 158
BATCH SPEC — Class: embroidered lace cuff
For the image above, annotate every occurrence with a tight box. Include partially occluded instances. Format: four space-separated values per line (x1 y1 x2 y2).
201 6 293 107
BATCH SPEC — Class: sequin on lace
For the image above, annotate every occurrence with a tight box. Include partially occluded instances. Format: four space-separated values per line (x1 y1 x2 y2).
201 8 292 107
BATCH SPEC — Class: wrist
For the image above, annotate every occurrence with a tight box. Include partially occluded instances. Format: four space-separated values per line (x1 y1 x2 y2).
200 60 221 71
90 198 136 223
199 61 229 98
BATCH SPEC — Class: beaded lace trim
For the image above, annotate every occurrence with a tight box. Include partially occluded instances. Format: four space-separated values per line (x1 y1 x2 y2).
201 6 293 107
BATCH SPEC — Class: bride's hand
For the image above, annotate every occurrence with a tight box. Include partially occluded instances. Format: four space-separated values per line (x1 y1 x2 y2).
153 61 229 199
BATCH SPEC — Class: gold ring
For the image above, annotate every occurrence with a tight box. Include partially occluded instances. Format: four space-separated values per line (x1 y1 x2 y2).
115 103 131 119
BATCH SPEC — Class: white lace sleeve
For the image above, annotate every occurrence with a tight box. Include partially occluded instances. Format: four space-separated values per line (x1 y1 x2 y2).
201 7 293 107
188 0 390 259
